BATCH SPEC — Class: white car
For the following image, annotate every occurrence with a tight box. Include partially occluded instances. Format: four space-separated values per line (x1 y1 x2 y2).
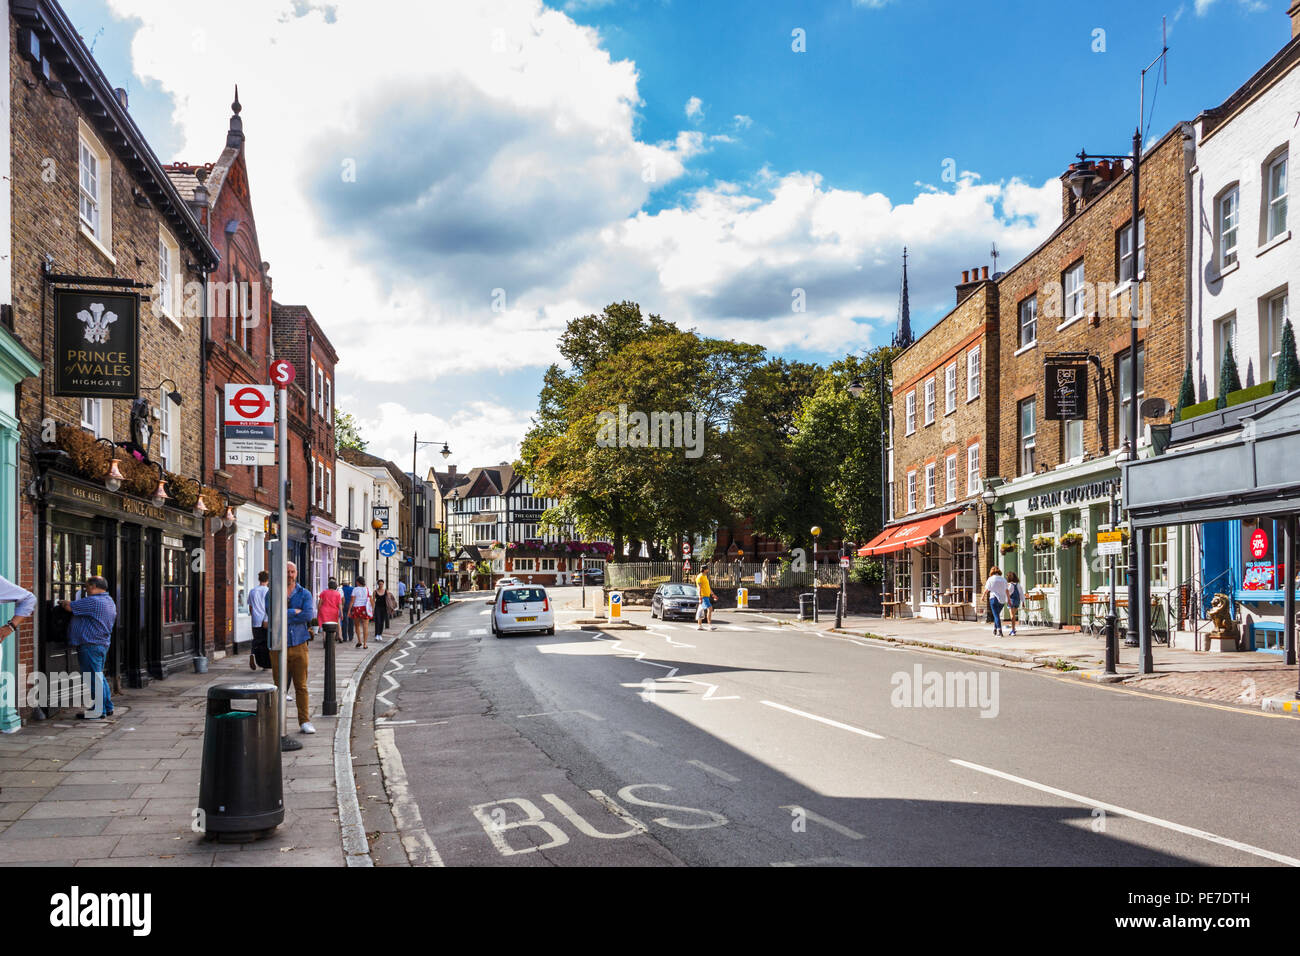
492 585 555 637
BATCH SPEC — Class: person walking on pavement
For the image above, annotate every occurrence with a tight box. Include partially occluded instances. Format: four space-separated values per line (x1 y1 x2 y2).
318 577 343 644
373 580 396 640
347 576 372 649
983 566 1009 637
271 561 316 735
1005 571 1023 637
248 570 270 670
694 567 716 631
61 576 116 719
0 573 35 649
340 579 355 644
396 578 406 611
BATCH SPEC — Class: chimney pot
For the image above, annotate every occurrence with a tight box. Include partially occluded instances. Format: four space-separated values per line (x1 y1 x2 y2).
982 266 989 280
962 270 970 283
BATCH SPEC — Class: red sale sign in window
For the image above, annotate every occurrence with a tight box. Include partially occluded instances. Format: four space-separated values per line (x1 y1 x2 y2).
1250 528 1269 559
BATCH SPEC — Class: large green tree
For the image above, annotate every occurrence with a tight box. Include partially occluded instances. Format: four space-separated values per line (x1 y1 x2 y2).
335 412 368 453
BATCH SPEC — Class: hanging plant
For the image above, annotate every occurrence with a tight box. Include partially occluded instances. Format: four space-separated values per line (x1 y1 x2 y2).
1060 529 1084 548
999 541 1018 555
1032 534 1057 551
56 424 110 480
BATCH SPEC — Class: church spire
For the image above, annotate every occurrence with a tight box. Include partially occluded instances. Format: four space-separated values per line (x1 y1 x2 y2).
226 84 244 149
892 247 914 349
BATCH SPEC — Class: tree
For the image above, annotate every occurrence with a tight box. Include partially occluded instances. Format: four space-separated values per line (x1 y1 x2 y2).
1175 365 1196 418
1217 341 1242 408
1274 319 1300 394
335 412 368 453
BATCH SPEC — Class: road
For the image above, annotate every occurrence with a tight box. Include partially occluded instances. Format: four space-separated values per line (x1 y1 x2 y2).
370 589 1300 867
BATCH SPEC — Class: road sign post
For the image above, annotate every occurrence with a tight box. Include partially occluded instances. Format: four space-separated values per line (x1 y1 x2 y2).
269 360 299 752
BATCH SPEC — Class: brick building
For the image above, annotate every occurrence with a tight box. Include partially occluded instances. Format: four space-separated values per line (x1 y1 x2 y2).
271 303 337 596
7 0 220 723
986 124 1193 629
865 271 999 620
165 91 277 653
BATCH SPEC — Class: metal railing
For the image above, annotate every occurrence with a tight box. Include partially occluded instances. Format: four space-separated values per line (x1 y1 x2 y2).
606 561 842 590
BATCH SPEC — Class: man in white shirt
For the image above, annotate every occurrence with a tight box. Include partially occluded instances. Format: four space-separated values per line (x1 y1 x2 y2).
0 574 35 646
248 571 270 670
983 567 1009 637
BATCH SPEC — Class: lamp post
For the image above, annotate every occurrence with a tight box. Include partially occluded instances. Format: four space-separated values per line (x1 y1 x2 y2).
445 489 459 592
811 525 822 622
371 517 383 594
410 435 452 624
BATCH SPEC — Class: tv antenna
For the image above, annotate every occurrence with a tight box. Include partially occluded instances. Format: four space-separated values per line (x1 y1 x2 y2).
1139 17 1169 145
990 242 1000 276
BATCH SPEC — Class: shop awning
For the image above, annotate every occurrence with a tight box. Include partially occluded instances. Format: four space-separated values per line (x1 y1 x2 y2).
858 510 963 556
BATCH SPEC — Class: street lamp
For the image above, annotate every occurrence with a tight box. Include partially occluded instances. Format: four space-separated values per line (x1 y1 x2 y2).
847 380 865 399
410 434 452 623
445 489 459 594
811 525 822 623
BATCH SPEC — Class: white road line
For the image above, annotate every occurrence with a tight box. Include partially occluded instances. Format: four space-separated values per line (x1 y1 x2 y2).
780 805 865 840
950 758 1300 867
479 609 490 616
375 719 417 725
375 728 444 866
759 700 884 739
428 631 450 638
468 628 487 635
574 709 605 722
688 759 740 783
623 731 662 748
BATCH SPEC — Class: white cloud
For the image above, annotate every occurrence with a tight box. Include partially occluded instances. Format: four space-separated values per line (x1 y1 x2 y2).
732 113 753 129
347 399 535 475
684 95 703 120
852 0 893 7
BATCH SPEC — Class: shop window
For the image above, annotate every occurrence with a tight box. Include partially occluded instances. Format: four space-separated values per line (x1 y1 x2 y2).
894 554 911 603
953 537 975 605
1149 527 1170 590
162 547 193 625
236 540 249 614
921 543 941 603
1031 518 1056 590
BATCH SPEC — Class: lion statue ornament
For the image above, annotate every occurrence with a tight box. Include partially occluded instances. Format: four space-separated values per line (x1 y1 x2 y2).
1207 593 1240 645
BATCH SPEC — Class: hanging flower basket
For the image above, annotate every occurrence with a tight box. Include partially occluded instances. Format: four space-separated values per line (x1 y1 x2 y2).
1060 530 1084 548
1032 534 1057 551
999 542 1018 554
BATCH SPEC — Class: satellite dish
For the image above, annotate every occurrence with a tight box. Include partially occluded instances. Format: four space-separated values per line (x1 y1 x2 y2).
1140 397 1172 419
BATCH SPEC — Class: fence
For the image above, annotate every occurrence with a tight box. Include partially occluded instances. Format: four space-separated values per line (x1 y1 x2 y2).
606 561 843 590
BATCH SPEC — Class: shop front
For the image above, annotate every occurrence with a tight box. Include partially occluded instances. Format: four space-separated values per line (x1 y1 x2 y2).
311 515 341 596
232 503 270 648
860 507 975 619
338 528 361 586
40 472 203 692
989 458 1181 634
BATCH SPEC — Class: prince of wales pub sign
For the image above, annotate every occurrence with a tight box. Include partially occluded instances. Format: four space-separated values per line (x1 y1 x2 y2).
53 290 139 398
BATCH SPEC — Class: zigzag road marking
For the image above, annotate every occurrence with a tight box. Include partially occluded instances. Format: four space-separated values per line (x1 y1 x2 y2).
592 633 738 702
375 638 415 710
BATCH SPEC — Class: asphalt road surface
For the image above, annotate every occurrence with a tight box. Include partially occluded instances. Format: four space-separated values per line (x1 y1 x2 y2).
374 589 1300 867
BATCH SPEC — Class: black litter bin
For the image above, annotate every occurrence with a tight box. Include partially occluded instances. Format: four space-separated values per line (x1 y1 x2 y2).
798 592 815 621
198 682 283 838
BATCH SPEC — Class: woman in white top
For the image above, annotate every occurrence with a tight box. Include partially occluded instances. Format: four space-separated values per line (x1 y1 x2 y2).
983 566 1009 637
347 577 373 649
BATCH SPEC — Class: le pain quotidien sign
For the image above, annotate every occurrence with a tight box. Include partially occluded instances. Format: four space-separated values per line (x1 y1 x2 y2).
1026 478 1119 512
53 289 139 399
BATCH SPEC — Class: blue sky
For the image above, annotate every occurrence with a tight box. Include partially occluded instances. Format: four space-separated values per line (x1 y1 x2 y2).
59 0 1295 469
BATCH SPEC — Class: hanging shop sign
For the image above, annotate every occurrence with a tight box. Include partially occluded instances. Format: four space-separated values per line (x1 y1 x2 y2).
1044 362 1088 421
53 290 139 398
1025 477 1118 512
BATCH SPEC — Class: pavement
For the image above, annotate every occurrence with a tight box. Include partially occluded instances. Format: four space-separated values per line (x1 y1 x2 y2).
0 604 438 866
366 586 1300 867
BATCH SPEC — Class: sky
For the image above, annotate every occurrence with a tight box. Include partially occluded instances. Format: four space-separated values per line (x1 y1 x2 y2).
61 0 1294 474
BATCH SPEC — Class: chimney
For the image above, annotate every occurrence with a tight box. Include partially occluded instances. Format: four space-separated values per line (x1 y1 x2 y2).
1291 0 1300 38
962 270 970 283
956 267 981 305
447 464 456 477
113 87 128 109
981 266 989 280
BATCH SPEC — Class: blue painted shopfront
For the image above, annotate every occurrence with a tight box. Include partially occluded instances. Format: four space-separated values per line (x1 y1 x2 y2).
1202 517 1298 654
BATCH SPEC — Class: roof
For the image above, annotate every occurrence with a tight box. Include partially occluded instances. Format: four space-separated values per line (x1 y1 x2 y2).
338 446 407 490
1197 33 1300 140
12 0 218 266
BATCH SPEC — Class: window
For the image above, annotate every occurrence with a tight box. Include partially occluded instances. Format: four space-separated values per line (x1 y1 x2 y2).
161 547 193 626
924 378 936 425
944 363 957 414
924 462 936 509
1063 260 1086 323
945 454 957 503
520 523 539 540
1265 291 1289 381
1018 398 1036 475
158 230 181 320
920 543 941 603
78 122 111 250
953 537 975 605
1149 526 1170 589
514 558 535 572
159 388 177 470
348 487 355 526
538 558 557 572
894 552 911 603
905 391 916 434
324 377 332 421
310 359 318 411
1018 296 1037 348
1117 346 1145 448
326 467 332 512
1063 419 1083 460
967 346 980 400
907 471 917 514
1117 214 1146 282
80 398 103 437
1266 153 1288 242
1218 186 1239 268
214 388 222 464
967 443 980 495
1031 519 1056 590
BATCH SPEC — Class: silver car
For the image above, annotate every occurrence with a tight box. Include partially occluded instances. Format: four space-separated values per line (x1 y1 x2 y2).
651 583 700 621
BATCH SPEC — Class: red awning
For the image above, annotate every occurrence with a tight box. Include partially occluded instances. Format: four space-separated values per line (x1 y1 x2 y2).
858 510 963 557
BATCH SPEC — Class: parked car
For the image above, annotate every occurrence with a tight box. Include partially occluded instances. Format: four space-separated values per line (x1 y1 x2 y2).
651 583 700 620
582 566 605 584
486 576 522 603
492 586 555 637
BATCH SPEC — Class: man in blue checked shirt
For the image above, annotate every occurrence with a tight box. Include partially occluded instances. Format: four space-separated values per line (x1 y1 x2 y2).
270 562 316 735
61 576 117 719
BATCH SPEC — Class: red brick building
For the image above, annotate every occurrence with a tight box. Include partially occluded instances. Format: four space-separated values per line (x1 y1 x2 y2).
165 90 277 654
